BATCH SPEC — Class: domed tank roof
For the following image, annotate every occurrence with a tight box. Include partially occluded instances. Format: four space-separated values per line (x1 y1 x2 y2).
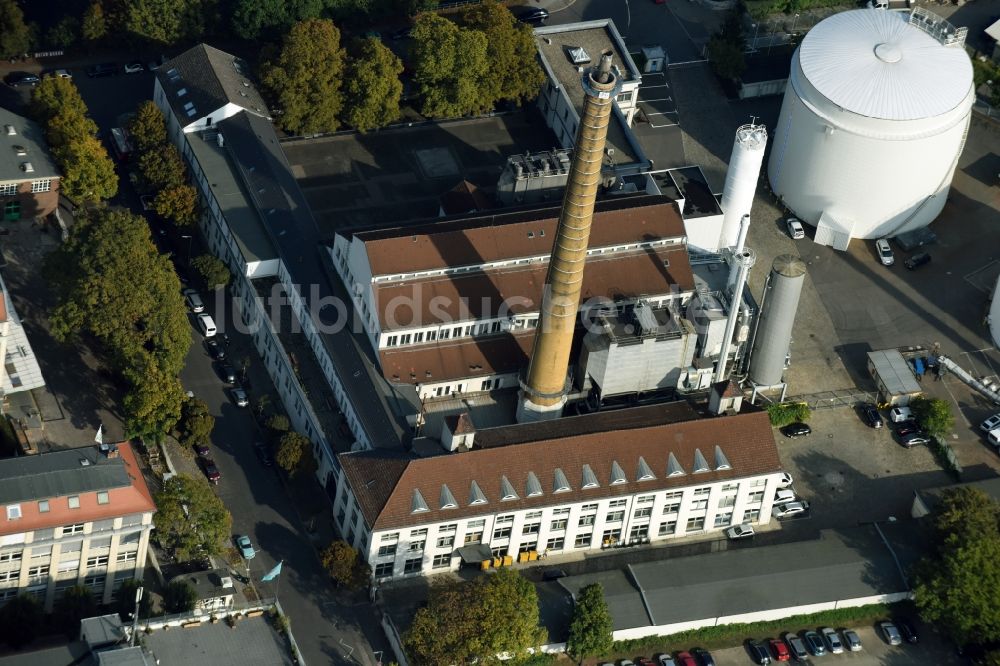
772 254 807 278
798 9 972 122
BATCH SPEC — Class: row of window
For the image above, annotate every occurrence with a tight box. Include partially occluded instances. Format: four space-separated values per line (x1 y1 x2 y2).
6 493 111 521
0 180 52 196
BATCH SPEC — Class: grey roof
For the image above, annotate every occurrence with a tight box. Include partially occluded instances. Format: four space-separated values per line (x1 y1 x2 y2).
0 107 60 184
0 641 90 666
168 569 233 600
558 525 923 632
81 613 126 648
867 349 922 396
185 117 278 265
156 44 270 126
97 646 152 665
0 445 130 504
143 615 293 666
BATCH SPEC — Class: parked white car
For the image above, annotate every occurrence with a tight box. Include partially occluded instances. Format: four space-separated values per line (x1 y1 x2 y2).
725 523 755 540
774 501 810 518
981 413 1000 432
778 472 794 487
876 238 894 266
786 217 805 240
889 406 912 423
775 488 797 504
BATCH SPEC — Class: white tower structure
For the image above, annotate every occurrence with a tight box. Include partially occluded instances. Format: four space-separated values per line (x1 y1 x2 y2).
719 123 768 250
768 8 973 249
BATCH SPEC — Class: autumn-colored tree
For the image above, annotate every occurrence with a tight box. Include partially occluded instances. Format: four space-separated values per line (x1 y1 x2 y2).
463 1 545 107
81 1 109 43
155 184 199 226
122 0 206 46
56 136 119 203
320 540 371 589
154 475 232 561
276 431 309 476
179 397 214 447
0 0 32 58
30 76 90 125
191 253 231 289
123 355 186 440
139 144 187 189
342 37 403 132
566 583 613 663
129 101 168 153
45 111 99 150
262 18 346 135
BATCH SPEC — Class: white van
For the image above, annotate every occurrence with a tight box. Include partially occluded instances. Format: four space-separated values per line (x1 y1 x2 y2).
197 313 217 337
988 428 1000 449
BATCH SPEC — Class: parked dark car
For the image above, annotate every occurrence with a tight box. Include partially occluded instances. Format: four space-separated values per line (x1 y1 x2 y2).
746 640 771 664
542 568 567 581
86 62 118 78
4 71 40 87
904 252 931 270
254 442 274 467
691 648 715 666
516 7 549 23
194 443 210 457
894 420 920 437
780 422 811 438
859 403 882 429
802 631 826 656
202 458 221 484
216 362 237 384
896 620 918 644
205 338 226 361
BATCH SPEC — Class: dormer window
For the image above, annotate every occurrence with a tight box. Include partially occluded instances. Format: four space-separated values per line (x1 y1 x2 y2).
470 480 487 505
553 468 571 493
525 472 543 497
6 505 20 520
609 460 627 485
500 476 518 501
692 448 710 474
581 464 599 489
637 456 655 481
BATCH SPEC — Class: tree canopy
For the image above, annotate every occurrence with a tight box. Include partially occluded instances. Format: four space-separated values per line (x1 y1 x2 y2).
914 487 1000 648
462 1 545 107
262 18 346 135
46 208 189 437
707 10 746 81
163 579 198 613
566 583 613 662
320 540 371 589
0 0 32 58
121 0 207 46
81 1 109 43
139 144 187 190
154 474 233 562
191 253 231 288
342 37 403 132
276 431 309 475
155 184 200 226
31 76 90 124
53 585 96 637
0 594 42 649
405 568 544 664
410 14 490 119
911 396 954 438
179 397 215 447
56 135 120 203
130 101 168 153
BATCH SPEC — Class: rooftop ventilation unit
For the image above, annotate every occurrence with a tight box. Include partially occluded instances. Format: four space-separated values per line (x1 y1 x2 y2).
183 102 195 111
217 133 225 148
177 87 187 97
4 125 15 136
79 458 91 466
20 162 33 173
12 145 26 156
568 46 591 65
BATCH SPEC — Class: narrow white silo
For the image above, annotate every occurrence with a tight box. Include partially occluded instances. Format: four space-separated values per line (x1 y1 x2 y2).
719 123 768 249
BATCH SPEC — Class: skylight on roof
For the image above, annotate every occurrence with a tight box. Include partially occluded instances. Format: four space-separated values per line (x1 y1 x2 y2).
500 476 518 501
667 452 685 477
553 468 571 493
714 445 732 471
182 102 194 111
692 448 710 474
177 87 188 97
440 484 458 510
610 460 627 485
568 46 591 65
185 108 198 118
581 464 599 489
526 472 543 497
411 489 429 513
470 480 487 505
637 456 655 481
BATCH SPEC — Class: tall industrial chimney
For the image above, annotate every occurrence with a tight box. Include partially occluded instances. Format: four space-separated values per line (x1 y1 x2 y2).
719 123 767 250
516 52 622 424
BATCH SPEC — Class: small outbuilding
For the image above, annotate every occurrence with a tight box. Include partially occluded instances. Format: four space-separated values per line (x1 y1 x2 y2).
867 349 922 406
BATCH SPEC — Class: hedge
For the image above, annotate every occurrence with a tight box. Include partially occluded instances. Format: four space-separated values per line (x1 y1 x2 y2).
767 402 811 427
601 602 901 660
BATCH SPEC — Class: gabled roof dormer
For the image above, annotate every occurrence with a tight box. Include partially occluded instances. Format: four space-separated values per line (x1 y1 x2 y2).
692 448 710 474
440 484 458 509
411 489 429 513
469 480 488 505
610 460 627 485
667 452 685 477
637 456 655 481
500 475 519 501
526 471 543 497
714 445 732 471
553 468 571 493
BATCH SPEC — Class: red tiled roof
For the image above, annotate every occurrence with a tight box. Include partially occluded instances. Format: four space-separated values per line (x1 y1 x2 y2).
339 408 782 531
372 244 693 329
356 196 686 277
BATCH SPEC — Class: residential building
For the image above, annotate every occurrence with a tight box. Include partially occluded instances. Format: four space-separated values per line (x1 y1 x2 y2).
0 107 60 222
330 195 695 399
0 271 45 398
0 442 156 611
533 20 648 173
335 403 787 581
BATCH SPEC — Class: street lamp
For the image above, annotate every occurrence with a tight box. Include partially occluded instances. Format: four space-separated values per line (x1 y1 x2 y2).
791 13 800 34
751 23 759 51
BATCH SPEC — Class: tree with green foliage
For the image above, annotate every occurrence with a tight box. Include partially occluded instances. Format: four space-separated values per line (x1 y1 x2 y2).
706 9 746 81
45 111 99 150
914 487 1000 648
163 579 198 613
0 0 32 58
123 354 187 439
267 414 291 433
53 585 96 637
129 101 168 153
81 1 108 43
179 397 214 447
155 184 200 226
410 14 490 119
191 253 231 289
154 474 233 561
139 144 187 190
262 19 346 135
122 0 205 46
342 37 403 132
910 396 954 438
114 578 153 622
320 540 371 589
0 594 42 649
406 568 544 664
30 76 90 125
232 0 292 40
46 15 80 49
276 431 309 475
56 135 119 203
566 583 613 663
463 1 545 108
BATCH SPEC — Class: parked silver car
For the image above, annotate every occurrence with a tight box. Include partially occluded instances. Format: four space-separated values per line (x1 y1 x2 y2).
821 627 844 654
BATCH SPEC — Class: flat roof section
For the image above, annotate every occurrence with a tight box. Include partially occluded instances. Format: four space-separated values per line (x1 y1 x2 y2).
534 21 643 166
868 349 922 396
281 114 558 236
142 614 294 666
656 167 722 218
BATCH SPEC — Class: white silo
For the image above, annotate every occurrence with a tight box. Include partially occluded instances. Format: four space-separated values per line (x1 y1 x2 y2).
768 8 973 248
749 255 807 387
719 123 767 249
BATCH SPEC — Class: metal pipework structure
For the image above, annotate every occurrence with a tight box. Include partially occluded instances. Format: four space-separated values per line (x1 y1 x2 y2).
719 123 767 250
715 247 756 383
517 52 622 424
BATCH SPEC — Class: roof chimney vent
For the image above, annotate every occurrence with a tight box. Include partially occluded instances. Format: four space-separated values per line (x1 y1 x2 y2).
217 133 225 148
5 125 15 136
20 162 33 173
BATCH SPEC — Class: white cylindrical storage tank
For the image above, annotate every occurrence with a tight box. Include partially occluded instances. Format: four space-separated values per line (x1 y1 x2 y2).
768 9 974 243
719 123 767 249
990 274 1000 351
749 255 806 387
